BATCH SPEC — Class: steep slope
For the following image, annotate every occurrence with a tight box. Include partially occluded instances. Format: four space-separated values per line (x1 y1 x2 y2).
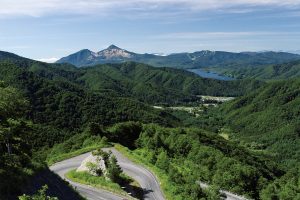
76 62 263 104
136 124 283 199
0 50 30 61
57 45 137 66
0 51 295 200
56 45 300 69
220 79 300 168
0 61 180 131
56 49 95 67
0 50 35 67
217 60 300 80
4 52 262 105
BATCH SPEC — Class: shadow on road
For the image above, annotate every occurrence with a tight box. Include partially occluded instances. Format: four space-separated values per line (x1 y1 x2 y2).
21 168 83 200
118 175 144 199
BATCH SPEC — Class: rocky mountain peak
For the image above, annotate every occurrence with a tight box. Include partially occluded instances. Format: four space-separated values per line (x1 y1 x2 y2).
106 44 122 50
98 45 133 59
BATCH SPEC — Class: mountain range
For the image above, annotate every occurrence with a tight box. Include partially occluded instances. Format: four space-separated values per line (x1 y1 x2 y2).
1 49 300 200
0 50 260 104
56 45 300 69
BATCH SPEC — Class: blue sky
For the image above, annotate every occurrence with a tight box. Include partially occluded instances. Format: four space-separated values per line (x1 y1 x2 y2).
1 0 300 62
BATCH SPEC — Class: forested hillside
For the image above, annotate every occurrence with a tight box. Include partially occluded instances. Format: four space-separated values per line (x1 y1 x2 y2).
0 50 264 105
209 79 300 199
0 62 179 130
134 124 282 199
220 79 300 168
0 83 34 199
0 56 181 198
0 51 299 200
2 0 300 199
76 62 262 104
215 60 300 80
50 121 285 200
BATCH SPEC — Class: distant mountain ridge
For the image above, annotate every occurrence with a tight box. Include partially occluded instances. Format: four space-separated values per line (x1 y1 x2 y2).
56 45 300 69
0 50 33 63
0 50 262 105
57 45 137 67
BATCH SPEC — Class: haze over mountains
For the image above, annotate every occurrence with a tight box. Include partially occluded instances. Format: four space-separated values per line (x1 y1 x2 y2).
0 50 260 103
57 45 300 69
3 0 300 199
1 47 300 200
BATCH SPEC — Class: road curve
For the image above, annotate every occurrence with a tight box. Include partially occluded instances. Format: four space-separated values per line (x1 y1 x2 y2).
50 148 165 200
49 152 125 200
198 181 248 200
104 148 165 200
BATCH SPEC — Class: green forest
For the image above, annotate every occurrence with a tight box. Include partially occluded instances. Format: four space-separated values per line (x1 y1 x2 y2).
0 51 300 200
211 60 300 80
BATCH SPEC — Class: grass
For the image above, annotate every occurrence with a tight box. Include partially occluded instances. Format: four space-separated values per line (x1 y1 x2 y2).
46 132 112 166
47 144 108 166
115 144 176 200
45 138 144 199
66 170 135 199
219 133 230 140
46 133 112 166
218 127 232 140
46 141 111 166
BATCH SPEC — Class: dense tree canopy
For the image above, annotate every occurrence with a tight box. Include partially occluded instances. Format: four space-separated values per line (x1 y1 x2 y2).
135 124 282 199
0 53 299 200
0 84 33 199
215 59 300 80
220 79 300 169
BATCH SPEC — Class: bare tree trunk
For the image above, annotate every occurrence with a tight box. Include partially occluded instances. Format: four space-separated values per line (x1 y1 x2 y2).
6 142 12 155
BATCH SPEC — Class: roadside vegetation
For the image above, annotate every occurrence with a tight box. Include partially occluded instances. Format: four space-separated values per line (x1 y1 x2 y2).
0 83 36 199
46 125 110 165
66 149 143 200
1 56 300 200
66 170 134 199
220 79 300 169
18 185 58 200
113 124 282 200
44 121 283 199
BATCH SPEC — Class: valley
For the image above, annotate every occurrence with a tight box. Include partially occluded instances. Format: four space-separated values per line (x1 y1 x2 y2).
2 2 300 200
0 49 299 200
153 95 235 117
187 69 235 81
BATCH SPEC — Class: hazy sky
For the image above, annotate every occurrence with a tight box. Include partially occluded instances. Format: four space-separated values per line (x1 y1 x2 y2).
1 0 300 62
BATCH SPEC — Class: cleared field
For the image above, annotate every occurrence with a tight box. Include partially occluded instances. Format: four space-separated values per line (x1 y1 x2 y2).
198 95 235 102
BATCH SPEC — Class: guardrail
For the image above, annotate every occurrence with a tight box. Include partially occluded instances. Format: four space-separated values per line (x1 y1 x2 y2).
197 181 249 200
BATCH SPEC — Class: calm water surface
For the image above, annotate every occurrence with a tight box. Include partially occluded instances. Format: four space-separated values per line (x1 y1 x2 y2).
187 69 235 81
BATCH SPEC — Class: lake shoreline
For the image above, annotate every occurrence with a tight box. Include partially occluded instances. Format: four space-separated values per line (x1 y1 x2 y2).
187 68 235 81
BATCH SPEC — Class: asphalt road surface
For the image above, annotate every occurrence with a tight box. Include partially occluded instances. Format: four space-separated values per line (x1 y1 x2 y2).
104 148 165 200
198 181 248 200
50 148 165 200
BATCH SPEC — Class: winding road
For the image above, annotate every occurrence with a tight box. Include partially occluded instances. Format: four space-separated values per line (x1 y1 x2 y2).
198 182 248 200
50 148 165 200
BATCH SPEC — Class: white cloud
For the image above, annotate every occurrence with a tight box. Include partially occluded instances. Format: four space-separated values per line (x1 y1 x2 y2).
0 0 300 17
37 57 58 63
148 31 300 52
154 31 300 40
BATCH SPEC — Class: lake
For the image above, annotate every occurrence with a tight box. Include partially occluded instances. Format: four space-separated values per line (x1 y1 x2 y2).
187 69 235 81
